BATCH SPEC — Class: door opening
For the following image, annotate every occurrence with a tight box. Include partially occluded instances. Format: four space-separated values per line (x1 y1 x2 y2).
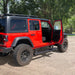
41 21 52 42
53 20 63 42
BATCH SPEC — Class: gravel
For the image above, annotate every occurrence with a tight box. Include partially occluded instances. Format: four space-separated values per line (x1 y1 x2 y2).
0 36 75 75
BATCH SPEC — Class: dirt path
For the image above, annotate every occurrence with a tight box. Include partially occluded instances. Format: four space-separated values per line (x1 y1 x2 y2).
0 36 75 75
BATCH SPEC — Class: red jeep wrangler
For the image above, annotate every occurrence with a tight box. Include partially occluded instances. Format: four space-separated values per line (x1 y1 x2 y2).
0 14 68 66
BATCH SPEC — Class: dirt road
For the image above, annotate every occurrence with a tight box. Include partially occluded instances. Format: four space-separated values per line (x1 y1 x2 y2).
0 36 75 75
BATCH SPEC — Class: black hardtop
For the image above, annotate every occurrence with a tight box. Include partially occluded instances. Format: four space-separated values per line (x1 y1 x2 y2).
0 14 49 21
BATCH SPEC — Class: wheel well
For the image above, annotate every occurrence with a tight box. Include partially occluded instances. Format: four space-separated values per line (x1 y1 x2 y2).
16 39 33 47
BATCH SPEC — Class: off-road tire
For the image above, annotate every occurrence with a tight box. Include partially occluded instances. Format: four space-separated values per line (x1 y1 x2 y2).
58 38 68 52
13 44 33 66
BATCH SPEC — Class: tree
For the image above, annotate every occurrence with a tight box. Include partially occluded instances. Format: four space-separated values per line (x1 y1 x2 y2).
0 0 11 14
10 0 38 15
0 0 74 34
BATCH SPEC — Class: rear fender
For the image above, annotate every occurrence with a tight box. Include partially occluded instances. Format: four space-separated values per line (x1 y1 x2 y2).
11 37 34 47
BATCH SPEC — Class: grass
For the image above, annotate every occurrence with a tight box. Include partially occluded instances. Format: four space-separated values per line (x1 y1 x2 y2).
68 35 75 36
72 32 75 34
66 32 75 36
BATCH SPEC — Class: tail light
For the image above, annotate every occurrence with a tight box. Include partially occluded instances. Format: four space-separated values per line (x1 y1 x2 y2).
3 35 8 42
0 35 8 45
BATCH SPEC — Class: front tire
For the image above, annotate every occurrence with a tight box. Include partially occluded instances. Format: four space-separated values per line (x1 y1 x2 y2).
58 38 68 52
13 44 33 66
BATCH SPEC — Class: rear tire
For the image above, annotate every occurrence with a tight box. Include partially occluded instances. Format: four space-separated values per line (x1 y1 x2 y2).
13 44 33 66
58 38 68 52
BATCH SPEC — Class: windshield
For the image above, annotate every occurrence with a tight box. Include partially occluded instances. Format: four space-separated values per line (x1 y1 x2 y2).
0 18 6 33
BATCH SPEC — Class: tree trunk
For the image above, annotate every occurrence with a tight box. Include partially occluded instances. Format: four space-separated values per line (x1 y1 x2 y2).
70 25 72 34
3 0 9 14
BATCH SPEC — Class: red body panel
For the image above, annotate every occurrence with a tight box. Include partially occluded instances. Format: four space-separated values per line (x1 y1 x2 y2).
0 19 63 49
53 20 63 44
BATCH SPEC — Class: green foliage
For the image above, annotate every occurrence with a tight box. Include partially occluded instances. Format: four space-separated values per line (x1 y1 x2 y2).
0 0 3 12
0 0 75 33
10 0 38 15
0 0 12 14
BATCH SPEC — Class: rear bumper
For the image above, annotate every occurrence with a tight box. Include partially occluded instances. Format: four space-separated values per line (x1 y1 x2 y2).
0 47 12 53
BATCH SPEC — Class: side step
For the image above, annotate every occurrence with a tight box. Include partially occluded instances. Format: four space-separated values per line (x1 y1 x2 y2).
34 49 53 55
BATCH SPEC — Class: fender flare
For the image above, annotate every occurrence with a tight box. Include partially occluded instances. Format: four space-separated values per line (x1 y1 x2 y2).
11 37 34 47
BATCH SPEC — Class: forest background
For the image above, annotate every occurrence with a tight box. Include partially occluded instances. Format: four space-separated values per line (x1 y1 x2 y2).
0 0 75 34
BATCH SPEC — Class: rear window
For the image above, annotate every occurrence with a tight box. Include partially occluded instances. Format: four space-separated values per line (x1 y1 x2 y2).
10 19 27 32
0 18 6 33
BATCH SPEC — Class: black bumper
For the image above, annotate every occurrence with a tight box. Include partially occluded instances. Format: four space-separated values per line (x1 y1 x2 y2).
0 47 12 53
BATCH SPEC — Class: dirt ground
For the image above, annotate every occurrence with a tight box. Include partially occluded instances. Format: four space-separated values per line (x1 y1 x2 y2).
0 36 75 75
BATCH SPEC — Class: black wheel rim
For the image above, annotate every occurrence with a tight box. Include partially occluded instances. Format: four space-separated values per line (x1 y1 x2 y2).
21 50 30 62
63 41 68 49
